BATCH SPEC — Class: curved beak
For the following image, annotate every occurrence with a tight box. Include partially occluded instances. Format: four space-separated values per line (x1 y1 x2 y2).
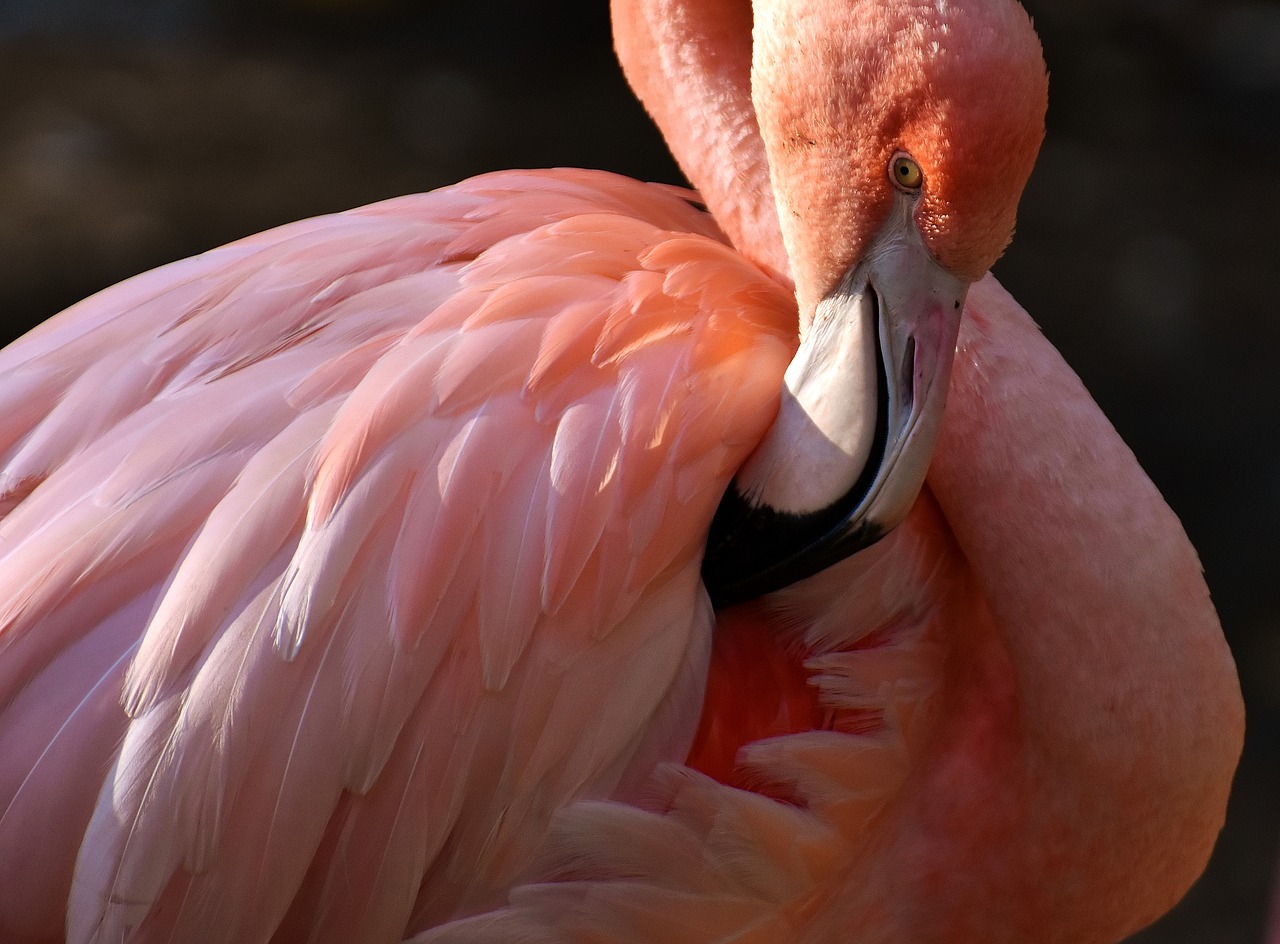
702 197 967 608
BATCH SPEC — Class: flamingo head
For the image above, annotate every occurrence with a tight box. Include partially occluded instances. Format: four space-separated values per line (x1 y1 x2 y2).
704 0 1047 605
754 0 1048 314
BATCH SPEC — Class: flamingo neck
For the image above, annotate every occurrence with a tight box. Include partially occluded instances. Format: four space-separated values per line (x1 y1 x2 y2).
611 0 791 286
923 276 1244 935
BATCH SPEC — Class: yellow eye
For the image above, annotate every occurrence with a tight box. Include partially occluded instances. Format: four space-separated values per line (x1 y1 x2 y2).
890 154 923 190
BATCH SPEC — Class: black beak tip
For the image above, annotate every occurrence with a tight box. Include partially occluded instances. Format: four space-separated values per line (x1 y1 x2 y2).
700 483 887 609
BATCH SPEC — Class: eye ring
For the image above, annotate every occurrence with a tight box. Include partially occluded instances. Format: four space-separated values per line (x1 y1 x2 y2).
889 153 923 191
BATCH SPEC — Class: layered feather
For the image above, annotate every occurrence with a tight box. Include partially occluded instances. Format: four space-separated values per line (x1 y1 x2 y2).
0 167 795 944
412 488 968 944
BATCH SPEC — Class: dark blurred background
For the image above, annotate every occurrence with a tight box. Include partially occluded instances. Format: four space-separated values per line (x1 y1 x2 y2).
0 0 1275 939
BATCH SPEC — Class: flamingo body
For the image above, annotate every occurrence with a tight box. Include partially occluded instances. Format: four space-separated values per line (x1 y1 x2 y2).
0 0 1244 941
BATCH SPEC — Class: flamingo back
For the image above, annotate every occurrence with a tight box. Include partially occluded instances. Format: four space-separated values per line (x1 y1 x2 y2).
0 168 796 944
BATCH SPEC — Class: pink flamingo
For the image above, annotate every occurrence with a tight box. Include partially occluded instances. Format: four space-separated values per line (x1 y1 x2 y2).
0 0 1242 942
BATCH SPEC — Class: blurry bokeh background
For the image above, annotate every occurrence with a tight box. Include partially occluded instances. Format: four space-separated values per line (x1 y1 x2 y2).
0 0 1276 939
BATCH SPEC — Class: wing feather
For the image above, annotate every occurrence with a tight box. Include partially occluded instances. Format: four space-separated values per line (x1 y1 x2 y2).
476 450 553 690
387 405 529 648
0 599 142 942
122 405 338 717
542 389 624 615
0 167 798 944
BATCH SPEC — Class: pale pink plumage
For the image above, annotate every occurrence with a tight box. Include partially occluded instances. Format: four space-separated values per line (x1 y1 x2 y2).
0 0 1244 942
0 169 796 942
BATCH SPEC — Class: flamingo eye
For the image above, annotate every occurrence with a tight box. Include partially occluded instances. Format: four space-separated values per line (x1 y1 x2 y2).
890 154 923 191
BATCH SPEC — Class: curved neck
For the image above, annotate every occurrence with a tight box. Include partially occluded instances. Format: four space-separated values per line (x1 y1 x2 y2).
611 0 790 285
923 275 1243 935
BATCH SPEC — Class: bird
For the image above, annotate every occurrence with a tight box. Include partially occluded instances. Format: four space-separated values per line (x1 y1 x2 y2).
0 0 1243 942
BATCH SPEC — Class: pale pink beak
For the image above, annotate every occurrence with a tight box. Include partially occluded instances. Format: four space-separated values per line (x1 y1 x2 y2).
703 193 966 606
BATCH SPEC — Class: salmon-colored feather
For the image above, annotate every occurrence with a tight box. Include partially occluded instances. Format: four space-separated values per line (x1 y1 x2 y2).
0 167 798 943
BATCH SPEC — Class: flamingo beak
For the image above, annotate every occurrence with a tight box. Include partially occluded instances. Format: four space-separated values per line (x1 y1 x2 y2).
702 197 966 608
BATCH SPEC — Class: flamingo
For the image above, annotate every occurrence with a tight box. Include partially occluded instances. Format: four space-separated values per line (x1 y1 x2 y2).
0 0 1242 941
